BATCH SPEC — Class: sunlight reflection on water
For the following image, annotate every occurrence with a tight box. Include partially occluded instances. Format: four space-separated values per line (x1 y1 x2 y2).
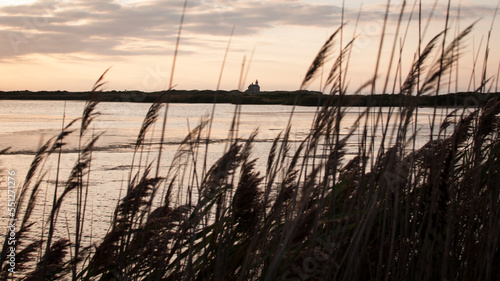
0 100 457 245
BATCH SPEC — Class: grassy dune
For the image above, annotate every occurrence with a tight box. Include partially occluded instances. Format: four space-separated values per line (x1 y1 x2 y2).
1 1 500 280
2 90 500 107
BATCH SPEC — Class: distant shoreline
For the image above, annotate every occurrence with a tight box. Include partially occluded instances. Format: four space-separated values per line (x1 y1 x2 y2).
1 90 498 107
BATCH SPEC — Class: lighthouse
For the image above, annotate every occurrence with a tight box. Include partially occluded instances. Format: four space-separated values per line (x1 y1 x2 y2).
246 80 260 94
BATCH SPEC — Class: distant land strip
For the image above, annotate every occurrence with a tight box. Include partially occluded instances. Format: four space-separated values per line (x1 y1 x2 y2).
1 90 499 107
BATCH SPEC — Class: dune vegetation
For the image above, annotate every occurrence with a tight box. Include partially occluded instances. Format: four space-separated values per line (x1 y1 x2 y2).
1 1 500 280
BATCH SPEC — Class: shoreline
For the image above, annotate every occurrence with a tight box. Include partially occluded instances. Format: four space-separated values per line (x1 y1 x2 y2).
1 90 498 107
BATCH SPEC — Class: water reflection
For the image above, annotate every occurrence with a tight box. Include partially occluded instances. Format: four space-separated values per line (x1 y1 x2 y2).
0 100 455 243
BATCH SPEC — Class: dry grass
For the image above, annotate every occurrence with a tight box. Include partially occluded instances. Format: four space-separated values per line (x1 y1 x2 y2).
1 1 500 280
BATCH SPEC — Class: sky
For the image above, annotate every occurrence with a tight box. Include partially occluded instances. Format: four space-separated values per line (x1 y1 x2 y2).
0 0 499 93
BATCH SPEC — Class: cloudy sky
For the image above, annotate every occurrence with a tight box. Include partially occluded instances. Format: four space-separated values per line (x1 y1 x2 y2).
0 0 498 92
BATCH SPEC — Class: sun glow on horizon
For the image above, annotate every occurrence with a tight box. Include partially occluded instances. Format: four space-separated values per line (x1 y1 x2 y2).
0 0 498 93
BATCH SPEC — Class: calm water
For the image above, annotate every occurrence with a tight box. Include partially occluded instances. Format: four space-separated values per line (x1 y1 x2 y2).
0 100 455 245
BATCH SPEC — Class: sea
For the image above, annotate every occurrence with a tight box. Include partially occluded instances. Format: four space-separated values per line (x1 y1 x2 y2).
0 100 458 248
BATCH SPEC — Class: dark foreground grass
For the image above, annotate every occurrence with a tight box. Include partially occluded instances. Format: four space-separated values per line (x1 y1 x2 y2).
1 2 500 280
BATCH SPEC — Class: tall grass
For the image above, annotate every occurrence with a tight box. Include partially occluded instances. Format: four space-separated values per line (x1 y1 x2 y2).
1 1 500 280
